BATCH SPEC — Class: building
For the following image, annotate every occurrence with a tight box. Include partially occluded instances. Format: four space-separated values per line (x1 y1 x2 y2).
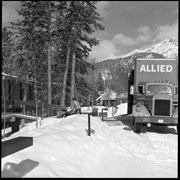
2 72 34 103
1 72 63 132
95 89 127 107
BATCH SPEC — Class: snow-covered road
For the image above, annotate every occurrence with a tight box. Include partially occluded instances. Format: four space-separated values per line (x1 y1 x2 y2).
83 119 177 178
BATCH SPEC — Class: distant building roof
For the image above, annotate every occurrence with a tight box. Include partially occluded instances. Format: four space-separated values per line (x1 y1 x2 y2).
2 72 17 79
96 90 128 101
95 89 120 101
117 92 128 99
2 72 35 83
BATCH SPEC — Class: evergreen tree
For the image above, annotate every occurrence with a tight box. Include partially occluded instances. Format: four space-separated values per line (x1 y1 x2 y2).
55 1 104 107
2 27 15 74
97 72 104 91
5 1 104 108
55 1 75 106
60 1 104 107
8 1 63 105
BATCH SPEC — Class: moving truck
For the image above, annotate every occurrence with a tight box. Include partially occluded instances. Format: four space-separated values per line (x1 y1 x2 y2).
128 58 178 133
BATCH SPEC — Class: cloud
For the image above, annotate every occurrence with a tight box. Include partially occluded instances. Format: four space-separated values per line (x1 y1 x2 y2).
153 20 178 42
91 30 109 41
136 26 152 43
88 26 153 63
133 21 178 43
88 40 120 63
112 26 153 47
126 4 139 11
112 33 137 46
173 8 178 15
89 19 178 63
111 26 152 47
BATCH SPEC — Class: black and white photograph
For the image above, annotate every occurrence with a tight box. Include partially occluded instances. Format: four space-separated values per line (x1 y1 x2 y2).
2 1 178 178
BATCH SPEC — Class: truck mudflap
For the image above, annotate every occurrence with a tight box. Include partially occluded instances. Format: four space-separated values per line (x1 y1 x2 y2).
135 116 178 125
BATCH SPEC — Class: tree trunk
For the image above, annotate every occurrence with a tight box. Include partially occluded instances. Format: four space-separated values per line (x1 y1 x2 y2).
21 83 28 129
48 1 52 105
70 51 76 108
48 43 52 104
61 44 71 106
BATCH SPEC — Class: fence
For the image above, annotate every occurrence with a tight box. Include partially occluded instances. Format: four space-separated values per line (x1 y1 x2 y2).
1 100 61 119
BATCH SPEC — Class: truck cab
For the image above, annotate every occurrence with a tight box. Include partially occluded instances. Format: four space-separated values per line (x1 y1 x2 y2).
128 58 178 133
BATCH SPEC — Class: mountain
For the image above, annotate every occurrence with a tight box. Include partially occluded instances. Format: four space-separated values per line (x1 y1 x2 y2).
92 38 178 95
120 37 178 59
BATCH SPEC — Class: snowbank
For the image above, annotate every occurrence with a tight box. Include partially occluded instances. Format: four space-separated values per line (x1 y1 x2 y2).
1 103 177 178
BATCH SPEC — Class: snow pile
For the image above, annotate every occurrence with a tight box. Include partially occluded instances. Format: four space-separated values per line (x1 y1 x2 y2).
114 103 127 116
94 103 127 118
1 103 177 178
1 115 112 177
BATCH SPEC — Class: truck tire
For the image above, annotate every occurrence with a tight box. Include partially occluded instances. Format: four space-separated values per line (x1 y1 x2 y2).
135 123 142 133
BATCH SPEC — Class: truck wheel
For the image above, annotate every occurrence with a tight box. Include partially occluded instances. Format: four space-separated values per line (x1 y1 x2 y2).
135 123 142 133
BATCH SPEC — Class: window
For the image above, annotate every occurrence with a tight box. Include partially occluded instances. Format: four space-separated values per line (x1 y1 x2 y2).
20 82 23 100
147 84 172 95
29 85 32 100
137 85 144 94
174 86 178 95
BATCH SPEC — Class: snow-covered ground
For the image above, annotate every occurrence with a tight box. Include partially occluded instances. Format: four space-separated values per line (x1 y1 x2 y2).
1 103 178 178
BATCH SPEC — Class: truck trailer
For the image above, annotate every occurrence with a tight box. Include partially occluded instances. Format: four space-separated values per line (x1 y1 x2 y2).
128 58 178 133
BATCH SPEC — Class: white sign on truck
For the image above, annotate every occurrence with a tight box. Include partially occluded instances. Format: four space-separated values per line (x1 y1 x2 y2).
135 58 177 84
140 64 173 72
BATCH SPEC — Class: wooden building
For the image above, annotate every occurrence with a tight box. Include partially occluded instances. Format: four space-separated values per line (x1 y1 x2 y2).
1 72 62 124
95 89 127 107
2 72 34 103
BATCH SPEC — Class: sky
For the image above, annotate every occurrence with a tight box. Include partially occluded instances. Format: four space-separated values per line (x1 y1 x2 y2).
1 103 177 177
2 1 178 62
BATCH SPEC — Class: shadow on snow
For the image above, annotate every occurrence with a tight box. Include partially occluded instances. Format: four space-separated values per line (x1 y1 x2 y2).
105 114 177 135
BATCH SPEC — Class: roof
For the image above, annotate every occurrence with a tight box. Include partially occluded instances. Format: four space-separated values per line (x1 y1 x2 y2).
95 89 120 101
2 72 17 79
2 72 35 83
117 92 128 98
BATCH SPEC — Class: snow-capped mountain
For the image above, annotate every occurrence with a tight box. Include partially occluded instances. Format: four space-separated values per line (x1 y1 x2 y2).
92 38 178 94
145 38 178 58
120 49 147 58
121 38 178 59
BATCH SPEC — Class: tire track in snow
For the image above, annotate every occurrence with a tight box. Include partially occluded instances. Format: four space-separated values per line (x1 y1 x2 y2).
85 120 177 177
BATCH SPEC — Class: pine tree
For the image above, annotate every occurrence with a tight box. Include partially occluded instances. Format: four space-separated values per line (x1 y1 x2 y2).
59 1 104 108
2 27 15 74
9 1 64 105
8 1 41 127
97 72 104 91
55 1 104 107
6 1 104 109
55 1 74 107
